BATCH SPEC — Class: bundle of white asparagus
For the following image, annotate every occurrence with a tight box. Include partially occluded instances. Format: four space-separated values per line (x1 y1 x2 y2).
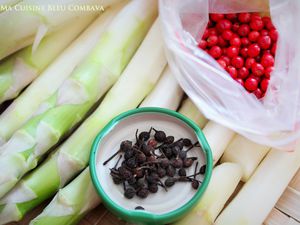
0 1 299 225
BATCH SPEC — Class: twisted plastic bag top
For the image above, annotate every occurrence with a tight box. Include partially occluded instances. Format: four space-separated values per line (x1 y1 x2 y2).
159 0 300 150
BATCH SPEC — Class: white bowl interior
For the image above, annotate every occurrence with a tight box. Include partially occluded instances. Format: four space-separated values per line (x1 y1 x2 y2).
95 112 206 215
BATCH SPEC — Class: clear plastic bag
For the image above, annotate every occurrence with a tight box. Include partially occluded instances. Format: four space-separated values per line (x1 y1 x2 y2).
159 0 300 150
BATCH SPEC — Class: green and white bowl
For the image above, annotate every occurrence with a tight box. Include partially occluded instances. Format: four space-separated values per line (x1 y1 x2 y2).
90 107 212 225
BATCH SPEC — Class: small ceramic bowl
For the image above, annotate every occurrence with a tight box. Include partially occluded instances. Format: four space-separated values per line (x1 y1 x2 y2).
90 107 212 225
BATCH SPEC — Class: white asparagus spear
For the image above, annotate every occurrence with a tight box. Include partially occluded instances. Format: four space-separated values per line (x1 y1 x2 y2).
140 66 183 110
221 135 270 181
174 163 242 225
178 98 208 129
215 146 300 225
202 122 235 165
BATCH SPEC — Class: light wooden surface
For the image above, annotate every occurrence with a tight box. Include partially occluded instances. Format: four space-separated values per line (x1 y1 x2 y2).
12 168 300 225
264 168 300 225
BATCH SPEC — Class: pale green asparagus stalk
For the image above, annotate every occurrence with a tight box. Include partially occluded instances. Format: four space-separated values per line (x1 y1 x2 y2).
0 2 159 223
178 98 208 129
0 0 155 199
215 147 300 225
174 163 242 225
0 6 118 145
0 13 96 103
140 66 183 110
221 135 270 181
28 17 165 225
0 0 122 60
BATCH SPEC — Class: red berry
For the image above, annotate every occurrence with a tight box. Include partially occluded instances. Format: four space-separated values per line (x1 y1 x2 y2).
238 13 251 23
238 67 249 79
232 22 240 32
253 88 263 98
262 16 271 24
226 13 237 21
261 53 275 67
260 78 269 92
217 59 227 68
207 35 218 47
248 31 260 42
230 37 241 47
198 40 207 49
210 13 225 22
251 13 261 20
220 55 230 65
218 36 228 47
202 29 209 39
238 24 250 37
264 66 274 78
208 28 218 36
235 78 244 86
249 75 261 83
251 62 265 76
262 16 275 30
245 58 256 69
222 48 227 55
227 66 238 79
226 46 239 58
271 43 277 56
241 37 250 47
245 77 258 91
260 29 269 36
248 44 261 57
209 46 222 59
231 56 244 68
222 30 233 40
232 33 239 38
269 29 278 42
240 47 248 58
250 19 264 31
258 35 271 49
217 19 232 32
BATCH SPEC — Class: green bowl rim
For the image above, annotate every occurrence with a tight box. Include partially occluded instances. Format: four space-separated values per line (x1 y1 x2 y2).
89 107 213 224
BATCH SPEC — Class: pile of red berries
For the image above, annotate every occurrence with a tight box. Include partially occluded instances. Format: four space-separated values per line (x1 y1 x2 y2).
198 13 278 99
